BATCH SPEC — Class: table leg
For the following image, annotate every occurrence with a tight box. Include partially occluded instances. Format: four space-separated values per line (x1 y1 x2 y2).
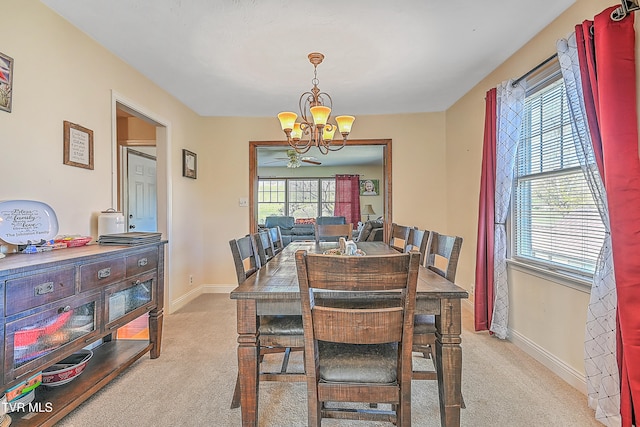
149 308 163 358
435 298 462 427
237 300 260 426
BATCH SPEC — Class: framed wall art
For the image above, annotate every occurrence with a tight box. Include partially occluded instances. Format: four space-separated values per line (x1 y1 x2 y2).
360 179 379 196
0 51 14 113
63 121 94 170
183 149 197 179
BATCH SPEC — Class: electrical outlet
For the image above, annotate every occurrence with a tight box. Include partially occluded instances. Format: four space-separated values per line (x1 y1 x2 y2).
469 283 474 295
239 197 248 207
189 275 193 285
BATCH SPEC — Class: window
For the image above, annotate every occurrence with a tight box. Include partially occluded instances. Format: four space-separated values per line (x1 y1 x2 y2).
512 65 605 278
257 178 335 224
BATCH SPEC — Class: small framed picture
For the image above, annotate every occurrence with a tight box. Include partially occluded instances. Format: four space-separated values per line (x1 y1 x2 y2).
183 149 197 179
63 121 94 170
0 51 14 113
360 179 379 196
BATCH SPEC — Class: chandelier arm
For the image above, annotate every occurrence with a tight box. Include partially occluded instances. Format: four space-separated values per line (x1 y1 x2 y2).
324 138 347 152
289 139 313 154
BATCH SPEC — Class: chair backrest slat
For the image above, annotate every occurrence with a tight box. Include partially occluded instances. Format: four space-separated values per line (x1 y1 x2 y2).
301 254 413 291
313 306 404 344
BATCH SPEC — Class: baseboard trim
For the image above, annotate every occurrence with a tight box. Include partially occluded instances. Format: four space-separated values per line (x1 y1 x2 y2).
202 284 235 293
508 327 587 394
168 285 234 313
169 287 202 313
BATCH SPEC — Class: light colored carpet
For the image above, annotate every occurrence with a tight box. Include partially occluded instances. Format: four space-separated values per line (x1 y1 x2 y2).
57 294 600 426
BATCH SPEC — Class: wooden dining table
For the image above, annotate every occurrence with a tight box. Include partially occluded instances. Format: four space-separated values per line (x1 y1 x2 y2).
230 241 468 426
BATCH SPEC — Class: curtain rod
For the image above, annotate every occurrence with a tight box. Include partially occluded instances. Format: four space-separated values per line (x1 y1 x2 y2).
512 53 558 87
612 0 640 21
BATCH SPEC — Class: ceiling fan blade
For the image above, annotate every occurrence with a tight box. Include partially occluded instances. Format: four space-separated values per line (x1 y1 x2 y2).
302 159 321 165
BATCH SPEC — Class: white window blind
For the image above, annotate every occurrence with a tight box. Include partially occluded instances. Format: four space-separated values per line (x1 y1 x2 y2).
513 68 605 277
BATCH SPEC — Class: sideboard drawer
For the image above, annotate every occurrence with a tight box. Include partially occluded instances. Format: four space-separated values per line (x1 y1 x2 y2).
126 249 158 277
80 257 126 291
5 267 76 316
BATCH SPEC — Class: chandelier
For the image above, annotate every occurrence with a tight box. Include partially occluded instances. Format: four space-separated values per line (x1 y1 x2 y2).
277 53 355 155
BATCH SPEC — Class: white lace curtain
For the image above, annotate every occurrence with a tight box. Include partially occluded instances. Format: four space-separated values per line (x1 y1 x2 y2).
490 80 525 339
557 34 619 427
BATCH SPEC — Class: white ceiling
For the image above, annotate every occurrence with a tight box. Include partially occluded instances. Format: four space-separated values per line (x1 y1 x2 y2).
40 0 576 118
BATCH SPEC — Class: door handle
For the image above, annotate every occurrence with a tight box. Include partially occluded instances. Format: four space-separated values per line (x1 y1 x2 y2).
129 224 136 229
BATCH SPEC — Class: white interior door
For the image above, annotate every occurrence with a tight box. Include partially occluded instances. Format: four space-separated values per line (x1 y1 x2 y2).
127 149 157 232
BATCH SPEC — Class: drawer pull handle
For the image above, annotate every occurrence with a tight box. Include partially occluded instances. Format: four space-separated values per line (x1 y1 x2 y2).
145 304 155 311
133 279 141 286
58 305 71 314
137 258 148 267
34 282 54 296
85 336 95 343
98 267 111 279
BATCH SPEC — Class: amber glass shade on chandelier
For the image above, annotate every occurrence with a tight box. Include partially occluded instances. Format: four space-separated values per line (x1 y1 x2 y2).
277 52 355 155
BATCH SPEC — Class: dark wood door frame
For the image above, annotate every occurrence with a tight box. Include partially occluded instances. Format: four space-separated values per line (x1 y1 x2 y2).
249 139 392 240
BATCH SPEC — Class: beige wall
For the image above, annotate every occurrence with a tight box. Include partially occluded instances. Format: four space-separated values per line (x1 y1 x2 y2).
445 0 610 390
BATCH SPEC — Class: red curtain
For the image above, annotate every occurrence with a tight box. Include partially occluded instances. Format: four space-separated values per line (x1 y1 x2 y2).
576 8 640 425
474 88 497 332
334 175 361 229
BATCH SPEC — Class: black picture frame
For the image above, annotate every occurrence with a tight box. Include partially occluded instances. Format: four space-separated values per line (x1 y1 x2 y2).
182 149 197 179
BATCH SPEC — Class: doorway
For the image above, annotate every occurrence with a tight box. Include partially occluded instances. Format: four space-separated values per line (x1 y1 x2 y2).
249 139 392 238
111 91 171 309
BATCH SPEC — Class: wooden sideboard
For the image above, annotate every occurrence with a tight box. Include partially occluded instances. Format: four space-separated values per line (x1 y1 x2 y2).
0 242 166 426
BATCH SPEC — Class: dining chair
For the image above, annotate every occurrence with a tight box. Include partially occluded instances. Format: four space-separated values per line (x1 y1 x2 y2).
405 228 431 265
253 230 275 265
229 234 261 284
295 250 420 426
412 232 463 388
268 226 285 255
314 223 353 243
228 236 304 409
389 223 413 252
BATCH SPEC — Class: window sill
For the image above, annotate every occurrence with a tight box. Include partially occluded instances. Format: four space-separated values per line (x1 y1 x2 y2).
506 259 592 294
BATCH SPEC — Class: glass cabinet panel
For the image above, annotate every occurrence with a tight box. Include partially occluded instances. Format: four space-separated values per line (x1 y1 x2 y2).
108 279 152 323
11 301 96 371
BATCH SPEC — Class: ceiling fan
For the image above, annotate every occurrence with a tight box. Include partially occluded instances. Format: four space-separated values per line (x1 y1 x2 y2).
264 150 322 168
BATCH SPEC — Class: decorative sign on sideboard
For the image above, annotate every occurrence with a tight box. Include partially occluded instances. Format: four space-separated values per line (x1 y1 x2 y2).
63 120 94 170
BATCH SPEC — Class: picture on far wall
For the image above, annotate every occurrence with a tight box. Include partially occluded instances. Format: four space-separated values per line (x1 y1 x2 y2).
360 179 379 196
0 51 14 113
182 149 197 179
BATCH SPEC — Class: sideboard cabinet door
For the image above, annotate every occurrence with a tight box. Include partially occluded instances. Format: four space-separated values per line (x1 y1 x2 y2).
4 291 102 384
104 272 156 332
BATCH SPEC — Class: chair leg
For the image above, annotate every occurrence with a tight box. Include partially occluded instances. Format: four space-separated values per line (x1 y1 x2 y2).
230 372 241 409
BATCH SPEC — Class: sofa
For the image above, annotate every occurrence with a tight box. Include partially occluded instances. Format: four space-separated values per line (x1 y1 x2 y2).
263 216 347 246
354 219 384 242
